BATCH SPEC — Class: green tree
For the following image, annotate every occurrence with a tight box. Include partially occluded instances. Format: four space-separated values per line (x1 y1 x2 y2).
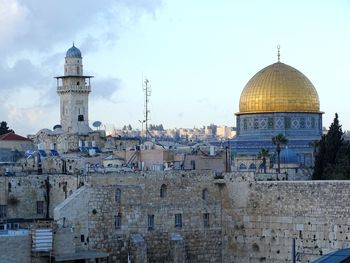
272 134 288 173
257 148 270 173
313 113 345 180
0 121 14 135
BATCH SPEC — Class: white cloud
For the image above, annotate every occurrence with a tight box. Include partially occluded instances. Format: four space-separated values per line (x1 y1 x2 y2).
0 0 29 48
0 0 162 134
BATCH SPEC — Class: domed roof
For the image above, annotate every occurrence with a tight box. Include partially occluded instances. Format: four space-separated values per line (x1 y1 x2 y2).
66 44 82 58
239 62 320 114
280 147 298 164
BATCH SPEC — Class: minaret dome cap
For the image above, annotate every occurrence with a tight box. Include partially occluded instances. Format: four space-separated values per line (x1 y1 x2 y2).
66 43 82 58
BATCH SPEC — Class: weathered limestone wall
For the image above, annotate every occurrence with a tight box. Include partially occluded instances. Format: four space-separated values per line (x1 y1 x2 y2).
0 235 31 263
56 171 224 262
0 174 78 219
52 171 350 263
224 175 350 263
53 186 91 255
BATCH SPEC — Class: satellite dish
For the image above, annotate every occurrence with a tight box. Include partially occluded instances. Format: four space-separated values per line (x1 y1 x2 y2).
92 121 102 129
53 124 62 130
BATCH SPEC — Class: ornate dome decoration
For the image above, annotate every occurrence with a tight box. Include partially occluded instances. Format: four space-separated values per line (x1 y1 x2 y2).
239 62 320 114
65 43 82 58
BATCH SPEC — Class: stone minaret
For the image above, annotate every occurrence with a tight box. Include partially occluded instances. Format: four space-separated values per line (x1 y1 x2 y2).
55 44 93 134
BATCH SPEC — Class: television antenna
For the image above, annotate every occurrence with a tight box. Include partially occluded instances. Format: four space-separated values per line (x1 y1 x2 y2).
143 78 151 140
92 121 102 130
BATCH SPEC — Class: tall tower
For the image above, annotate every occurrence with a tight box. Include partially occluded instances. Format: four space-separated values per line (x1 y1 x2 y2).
55 44 93 134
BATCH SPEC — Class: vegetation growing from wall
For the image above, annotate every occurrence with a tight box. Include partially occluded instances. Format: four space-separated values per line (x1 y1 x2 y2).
313 113 350 180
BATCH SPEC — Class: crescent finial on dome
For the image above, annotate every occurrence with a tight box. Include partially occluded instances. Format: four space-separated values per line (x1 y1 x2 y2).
277 45 281 62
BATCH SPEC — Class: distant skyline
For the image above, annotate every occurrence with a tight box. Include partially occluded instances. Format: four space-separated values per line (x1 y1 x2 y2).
1 0 350 135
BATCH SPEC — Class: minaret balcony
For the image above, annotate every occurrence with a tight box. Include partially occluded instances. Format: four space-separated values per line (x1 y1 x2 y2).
57 85 91 93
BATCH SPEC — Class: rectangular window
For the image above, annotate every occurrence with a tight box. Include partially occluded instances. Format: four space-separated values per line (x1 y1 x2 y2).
148 214 155 230
175 213 182 228
203 213 210 228
0 205 7 219
115 214 122 229
190 160 196 170
37 201 44 215
115 189 121 204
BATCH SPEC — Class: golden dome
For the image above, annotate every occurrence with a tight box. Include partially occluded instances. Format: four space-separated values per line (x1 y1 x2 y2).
239 62 320 114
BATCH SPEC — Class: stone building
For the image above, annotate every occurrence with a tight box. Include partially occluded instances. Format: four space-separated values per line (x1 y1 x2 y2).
29 44 106 154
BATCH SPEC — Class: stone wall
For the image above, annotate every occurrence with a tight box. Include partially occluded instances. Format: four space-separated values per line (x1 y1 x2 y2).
0 174 78 220
55 171 224 262
0 235 31 263
52 171 350 263
223 174 350 262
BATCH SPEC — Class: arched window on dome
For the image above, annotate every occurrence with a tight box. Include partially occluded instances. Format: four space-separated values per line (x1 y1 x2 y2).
160 184 167 198
239 164 247 170
249 163 256 171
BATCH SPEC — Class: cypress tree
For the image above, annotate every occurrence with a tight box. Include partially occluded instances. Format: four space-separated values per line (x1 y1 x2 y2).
313 113 344 180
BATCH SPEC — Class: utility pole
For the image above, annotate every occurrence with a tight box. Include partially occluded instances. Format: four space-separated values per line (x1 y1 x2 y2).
143 78 151 140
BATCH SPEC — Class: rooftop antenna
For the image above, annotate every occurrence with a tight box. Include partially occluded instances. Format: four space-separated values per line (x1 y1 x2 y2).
92 121 102 130
143 78 151 140
277 45 281 62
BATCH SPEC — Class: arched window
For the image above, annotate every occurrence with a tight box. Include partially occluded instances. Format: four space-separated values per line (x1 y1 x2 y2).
115 188 121 204
160 184 167 198
202 188 208 201
259 163 264 172
249 163 256 170
239 163 247 170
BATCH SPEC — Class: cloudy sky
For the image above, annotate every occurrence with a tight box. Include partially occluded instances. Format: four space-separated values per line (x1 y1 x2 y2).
1 0 350 135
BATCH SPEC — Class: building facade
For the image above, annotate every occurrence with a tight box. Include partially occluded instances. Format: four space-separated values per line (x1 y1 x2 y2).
232 57 323 168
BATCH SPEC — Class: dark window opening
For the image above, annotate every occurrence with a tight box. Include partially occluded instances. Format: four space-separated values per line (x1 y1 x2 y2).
115 188 121 204
148 215 154 230
160 184 167 198
175 213 182 228
190 160 196 170
115 214 122 229
202 188 208 201
204 213 210 227
37 201 44 215
0 205 7 219
80 234 85 242
78 115 84 121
